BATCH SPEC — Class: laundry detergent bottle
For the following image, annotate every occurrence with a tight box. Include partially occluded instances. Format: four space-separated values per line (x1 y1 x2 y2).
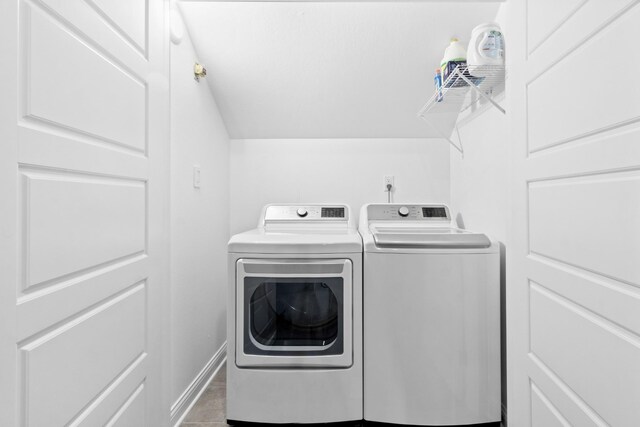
440 38 467 83
467 23 504 77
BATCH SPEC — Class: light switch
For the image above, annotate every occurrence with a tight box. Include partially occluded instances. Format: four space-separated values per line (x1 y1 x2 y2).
193 165 201 188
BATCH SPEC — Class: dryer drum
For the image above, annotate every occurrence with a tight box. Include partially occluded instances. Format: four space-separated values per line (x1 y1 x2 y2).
278 282 338 328
249 281 339 346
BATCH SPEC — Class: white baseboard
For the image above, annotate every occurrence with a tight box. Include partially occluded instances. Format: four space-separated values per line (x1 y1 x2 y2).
170 342 227 427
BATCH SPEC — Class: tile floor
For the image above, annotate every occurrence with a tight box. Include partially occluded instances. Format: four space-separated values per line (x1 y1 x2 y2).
181 362 229 426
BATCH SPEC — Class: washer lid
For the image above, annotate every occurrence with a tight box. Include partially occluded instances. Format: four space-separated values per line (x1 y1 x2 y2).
370 225 491 249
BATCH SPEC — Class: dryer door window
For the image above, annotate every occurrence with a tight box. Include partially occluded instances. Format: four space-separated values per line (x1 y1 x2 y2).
245 277 343 355
235 259 353 368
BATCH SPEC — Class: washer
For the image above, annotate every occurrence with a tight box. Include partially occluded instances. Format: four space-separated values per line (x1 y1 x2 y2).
227 204 363 425
359 203 501 426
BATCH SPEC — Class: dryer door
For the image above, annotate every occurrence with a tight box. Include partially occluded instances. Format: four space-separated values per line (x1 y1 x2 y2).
236 259 353 368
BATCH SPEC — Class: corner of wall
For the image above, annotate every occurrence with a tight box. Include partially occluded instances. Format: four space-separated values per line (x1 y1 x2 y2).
169 5 231 415
170 344 227 426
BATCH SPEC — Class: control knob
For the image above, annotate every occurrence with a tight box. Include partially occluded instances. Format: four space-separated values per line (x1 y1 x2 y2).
398 206 410 217
296 208 308 217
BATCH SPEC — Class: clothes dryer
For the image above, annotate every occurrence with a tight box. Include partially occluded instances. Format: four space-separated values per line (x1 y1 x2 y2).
227 204 362 425
359 203 500 426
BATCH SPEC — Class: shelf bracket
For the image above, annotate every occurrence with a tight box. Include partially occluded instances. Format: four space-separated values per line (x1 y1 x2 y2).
418 113 464 156
455 69 506 115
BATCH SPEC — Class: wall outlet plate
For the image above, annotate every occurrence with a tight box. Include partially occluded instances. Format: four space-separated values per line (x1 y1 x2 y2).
384 175 394 191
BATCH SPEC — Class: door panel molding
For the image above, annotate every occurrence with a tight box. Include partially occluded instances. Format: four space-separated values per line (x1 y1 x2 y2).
526 3 640 154
18 278 147 343
530 381 571 427
22 3 147 152
18 167 147 291
69 359 146 426
525 0 640 74
18 124 149 175
104 382 147 426
528 279 640 424
525 122 640 176
527 254 640 336
18 284 147 426
527 170 640 286
527 354 604 426
23 0 148 77
85 0 148 55
526 0 587 57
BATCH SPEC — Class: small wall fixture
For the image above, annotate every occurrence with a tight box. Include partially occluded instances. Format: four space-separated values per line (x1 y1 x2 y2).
194 63 207 82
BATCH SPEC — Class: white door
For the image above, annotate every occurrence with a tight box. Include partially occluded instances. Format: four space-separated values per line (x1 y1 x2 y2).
508 1 640 426
0 0 169 425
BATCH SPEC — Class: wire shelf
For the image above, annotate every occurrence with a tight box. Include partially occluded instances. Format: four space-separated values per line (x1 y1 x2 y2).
417 64 506 155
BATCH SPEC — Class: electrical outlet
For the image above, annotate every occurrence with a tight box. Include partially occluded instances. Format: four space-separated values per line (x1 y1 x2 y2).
384 175 394 191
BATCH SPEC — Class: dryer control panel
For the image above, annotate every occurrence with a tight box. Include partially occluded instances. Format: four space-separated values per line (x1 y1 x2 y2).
264 205 348 222
367 204 451 221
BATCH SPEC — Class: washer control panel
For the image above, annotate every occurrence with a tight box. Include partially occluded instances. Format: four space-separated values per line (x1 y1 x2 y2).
367 204 451 221
265 205 348 221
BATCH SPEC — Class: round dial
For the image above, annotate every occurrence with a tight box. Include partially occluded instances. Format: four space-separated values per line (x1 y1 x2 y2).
398 206 410 217
296 208 308 217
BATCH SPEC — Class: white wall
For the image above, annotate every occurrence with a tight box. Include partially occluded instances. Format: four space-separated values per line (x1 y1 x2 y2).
449 4 509 419
170 9 229 421
450 98 509 419
229 138 450 233
450 106 508 241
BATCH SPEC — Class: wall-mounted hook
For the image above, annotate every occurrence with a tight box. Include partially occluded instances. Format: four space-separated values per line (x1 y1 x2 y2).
194 63 207 82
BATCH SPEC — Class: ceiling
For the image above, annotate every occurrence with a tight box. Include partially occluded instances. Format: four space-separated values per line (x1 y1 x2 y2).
178 1 502 139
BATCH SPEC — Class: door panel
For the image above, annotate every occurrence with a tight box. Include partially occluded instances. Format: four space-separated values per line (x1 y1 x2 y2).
20 285 146 426
528 171 640 284
20 168 146 289
0 0 168 425
526 4 640 153
530 283 640 425
24 3 147 151
528 355 604 426
527 257 640 338
527 0 637 69
508 1 640 425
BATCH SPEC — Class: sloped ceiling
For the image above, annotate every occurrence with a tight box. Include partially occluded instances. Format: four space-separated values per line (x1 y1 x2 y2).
179 1 502 139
